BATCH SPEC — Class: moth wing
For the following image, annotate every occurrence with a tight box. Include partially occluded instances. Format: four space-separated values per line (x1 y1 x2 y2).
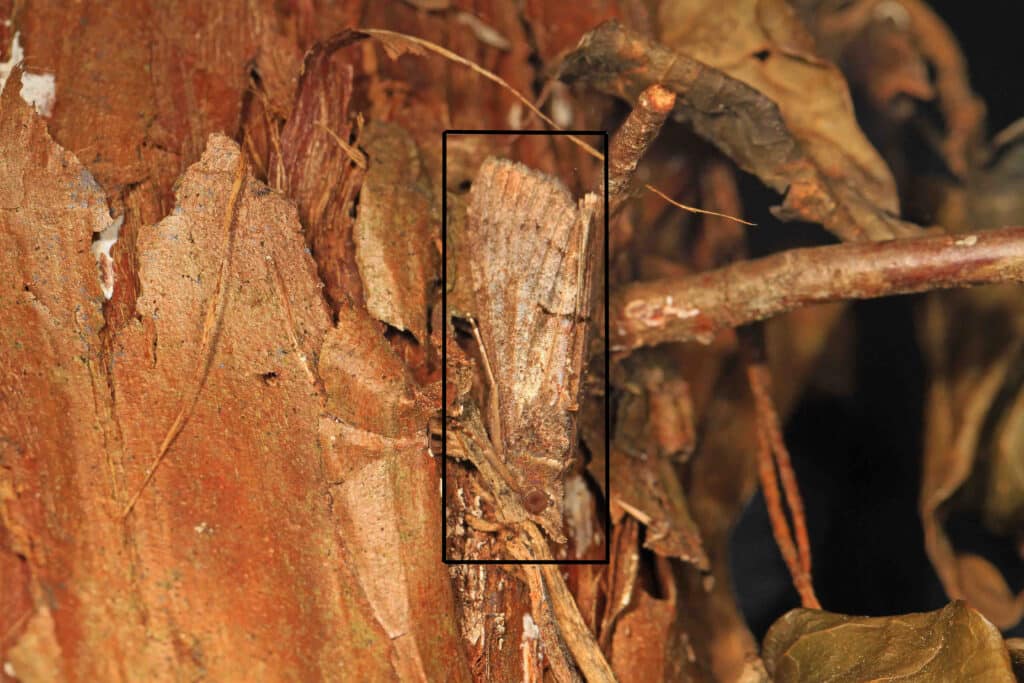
466 157 596 540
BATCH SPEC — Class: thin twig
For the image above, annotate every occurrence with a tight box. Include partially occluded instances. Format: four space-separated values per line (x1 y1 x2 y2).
751 406 804 597
900 0 986 177
467 315 503 452
607 84 676 214
359 28 587 152
357 27 749 225
519 76 559 130
612 226 1024 352
121 153 249 519
642 184 755 226
268 254 326 396
747 357 819 608
318 120 367 169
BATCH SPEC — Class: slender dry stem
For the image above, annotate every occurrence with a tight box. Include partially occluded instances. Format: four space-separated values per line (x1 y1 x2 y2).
608 84 676 213
613 226 1024 352
747 359 819 608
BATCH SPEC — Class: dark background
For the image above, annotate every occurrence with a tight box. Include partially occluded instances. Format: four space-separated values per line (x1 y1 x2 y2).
729 1 1024 640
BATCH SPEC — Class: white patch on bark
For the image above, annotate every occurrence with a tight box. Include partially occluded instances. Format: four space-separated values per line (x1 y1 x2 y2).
521 612 543 679
91 215 123 299
0 32 57 117
564 473 594 554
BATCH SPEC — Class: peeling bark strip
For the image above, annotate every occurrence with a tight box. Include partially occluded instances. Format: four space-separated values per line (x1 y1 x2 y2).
612 226 1024 352
452 158 601 549
354 121 435 342
121 149 249 518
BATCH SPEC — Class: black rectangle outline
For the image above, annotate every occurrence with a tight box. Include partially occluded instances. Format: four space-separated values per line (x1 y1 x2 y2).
441 129 611 565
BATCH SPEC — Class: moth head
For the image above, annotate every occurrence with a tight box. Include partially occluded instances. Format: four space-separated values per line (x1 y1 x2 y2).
523 488 550 514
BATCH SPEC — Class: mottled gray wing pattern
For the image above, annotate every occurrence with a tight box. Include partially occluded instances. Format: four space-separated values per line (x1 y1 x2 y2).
465 157 597 540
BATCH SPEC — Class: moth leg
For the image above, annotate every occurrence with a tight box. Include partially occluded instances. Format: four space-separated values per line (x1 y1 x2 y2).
463 514 504 533
466 314 504 449
451 400 570 544
450 402 530 526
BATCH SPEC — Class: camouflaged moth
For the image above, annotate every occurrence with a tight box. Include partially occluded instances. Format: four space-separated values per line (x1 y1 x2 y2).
454 156 602 544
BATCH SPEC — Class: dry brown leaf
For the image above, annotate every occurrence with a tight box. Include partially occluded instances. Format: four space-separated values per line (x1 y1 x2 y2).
965 120 1024 231
985 386 1024 536
610 423 708 567
919 287 1024 628
1006 637 1024 680
801 0 985 177
906 115 1024 630
607 586 678 682
957 554 1024 631
597 155 719 572
680 366 764 683
600 516 643 651
763 602 1015 682
599 520 702 681
658 0 901 234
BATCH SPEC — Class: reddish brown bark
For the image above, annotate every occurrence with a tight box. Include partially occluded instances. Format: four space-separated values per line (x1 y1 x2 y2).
3 1 1023 681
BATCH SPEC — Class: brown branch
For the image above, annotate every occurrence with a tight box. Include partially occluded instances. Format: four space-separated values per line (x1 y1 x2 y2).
607 84 676 215
612 226 1024 352
561 21 911 241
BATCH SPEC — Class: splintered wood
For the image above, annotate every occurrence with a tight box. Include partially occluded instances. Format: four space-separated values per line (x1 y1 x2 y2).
446 157 601 558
